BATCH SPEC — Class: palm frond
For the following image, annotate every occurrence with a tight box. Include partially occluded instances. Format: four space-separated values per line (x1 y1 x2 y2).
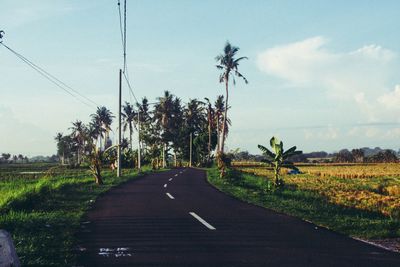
235 70 248 84
234 56 248 63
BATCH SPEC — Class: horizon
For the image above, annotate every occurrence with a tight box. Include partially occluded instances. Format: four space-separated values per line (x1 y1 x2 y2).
2 0 400 156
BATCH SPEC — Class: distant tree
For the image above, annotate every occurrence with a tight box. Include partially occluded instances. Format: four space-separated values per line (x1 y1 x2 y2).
366 150 398 163
91 106 114 150
334 149 354 163
122 101 136 152
69 120 86 165
351 149 364 163
154 91 175 167
215 41 248 153
1 153 11 163
258 137 302 187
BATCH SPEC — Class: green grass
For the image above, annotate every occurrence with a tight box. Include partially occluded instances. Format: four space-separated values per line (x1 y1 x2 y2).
207 168 400 239
0 165 159 266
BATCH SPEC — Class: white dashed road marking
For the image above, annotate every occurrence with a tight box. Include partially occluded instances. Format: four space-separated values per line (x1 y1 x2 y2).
166 193 175 199
189 212 216 230
164 184 167 188
169 178 173 181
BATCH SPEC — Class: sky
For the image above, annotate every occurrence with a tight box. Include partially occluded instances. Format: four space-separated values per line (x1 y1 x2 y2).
2 0 400 156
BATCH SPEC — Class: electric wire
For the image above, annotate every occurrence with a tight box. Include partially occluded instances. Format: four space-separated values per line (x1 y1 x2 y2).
117 0 139 107
1 42 97 108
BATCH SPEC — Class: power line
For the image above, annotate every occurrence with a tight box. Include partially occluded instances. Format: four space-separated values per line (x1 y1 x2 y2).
117 0 127 73
117 0 140 107
123 71 139 104
123 0 127 73
1 42 99 108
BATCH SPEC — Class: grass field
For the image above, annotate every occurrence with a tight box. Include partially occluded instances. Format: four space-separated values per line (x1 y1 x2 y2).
235 163 400 219
207 164 400 243
0 163 156 266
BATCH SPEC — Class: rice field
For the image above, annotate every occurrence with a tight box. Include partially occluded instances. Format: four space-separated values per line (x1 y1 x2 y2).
233 162 400 219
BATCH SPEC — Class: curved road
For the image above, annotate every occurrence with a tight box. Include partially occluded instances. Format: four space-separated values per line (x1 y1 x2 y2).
77 168 400 266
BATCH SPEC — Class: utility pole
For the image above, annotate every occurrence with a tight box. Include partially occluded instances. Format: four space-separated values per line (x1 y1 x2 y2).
163 143 166 168
137 111 141 171
189 132 193 167
117 69 122 177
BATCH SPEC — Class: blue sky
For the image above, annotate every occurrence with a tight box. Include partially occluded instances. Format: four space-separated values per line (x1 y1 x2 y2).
2 0 400 156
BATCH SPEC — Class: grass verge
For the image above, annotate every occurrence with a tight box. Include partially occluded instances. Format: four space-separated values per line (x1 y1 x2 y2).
0 166 159 266
207 167 400 239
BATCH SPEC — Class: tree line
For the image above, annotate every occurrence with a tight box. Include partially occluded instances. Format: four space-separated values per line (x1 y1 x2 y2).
228 147 399 163
55 92 230 172
0 153 29 164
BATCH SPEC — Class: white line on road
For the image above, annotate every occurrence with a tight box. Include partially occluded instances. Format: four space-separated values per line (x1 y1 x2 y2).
169 178 173 181
189 212 216 230
164 184 167 188
174 174 178 177
166 193 175 199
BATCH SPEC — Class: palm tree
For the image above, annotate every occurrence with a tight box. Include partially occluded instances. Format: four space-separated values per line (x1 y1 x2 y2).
204 97 214 161
55 132 65 164
154 91 175 167
215 41 248 153
214 95 231 153
122 101 137 151
91 106 114 151
69 120 86 165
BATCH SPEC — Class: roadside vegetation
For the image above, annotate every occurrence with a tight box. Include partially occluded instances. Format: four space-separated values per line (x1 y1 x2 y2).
207 168 400 239
0 164 155 266
207 162 400 240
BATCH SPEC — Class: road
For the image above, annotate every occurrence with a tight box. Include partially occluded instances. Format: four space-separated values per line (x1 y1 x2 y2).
76 168 400 266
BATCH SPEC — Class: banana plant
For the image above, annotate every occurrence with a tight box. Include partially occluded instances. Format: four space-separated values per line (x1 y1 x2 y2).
258 136 302 187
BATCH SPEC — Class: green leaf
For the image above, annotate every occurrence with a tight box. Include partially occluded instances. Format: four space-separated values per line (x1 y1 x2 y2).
258 144 275 159
270 136 278 148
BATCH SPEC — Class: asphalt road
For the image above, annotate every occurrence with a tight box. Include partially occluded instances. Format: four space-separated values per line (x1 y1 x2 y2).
76 168 400 266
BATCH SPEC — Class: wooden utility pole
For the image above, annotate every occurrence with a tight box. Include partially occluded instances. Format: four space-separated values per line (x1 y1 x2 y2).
137 111 141 171
189 132 193 167
163 143 166 168
117 69 122 177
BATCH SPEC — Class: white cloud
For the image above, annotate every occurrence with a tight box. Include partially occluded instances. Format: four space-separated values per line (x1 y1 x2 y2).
257 37 400 121
378 84 400 109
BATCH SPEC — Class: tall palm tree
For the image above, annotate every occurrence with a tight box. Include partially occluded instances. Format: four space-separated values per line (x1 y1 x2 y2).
91 106 114 151
122 101 137 151
204 97 214 161
154 91 175 167
54 132 64 164
69 120 86 165
214 95 231 153
215 41 248 153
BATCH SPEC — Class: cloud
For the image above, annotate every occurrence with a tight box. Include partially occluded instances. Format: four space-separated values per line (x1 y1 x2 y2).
378 84 400 109
257 37 400 121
